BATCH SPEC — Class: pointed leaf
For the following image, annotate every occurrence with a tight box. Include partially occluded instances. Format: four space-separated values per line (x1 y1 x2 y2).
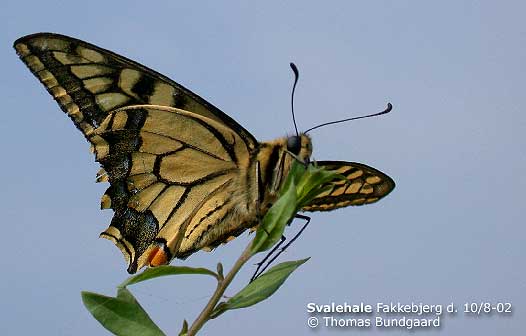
251 161 342 255
178 320 188 336
116 287 138 304
210 258 309 318
251 183 298 254
81 291 165 336
280 160 307 193
296 164 343 207
209 302 229 319
119 265 217 288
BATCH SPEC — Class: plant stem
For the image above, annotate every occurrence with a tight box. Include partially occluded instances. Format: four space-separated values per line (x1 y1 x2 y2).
187 242 254 335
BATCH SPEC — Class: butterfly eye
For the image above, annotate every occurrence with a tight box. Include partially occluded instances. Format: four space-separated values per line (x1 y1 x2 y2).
287 136 302 155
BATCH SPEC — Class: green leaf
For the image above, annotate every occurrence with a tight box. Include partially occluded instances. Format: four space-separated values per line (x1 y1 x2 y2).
119 265 217 288
116 287 138 304
296 164 343 207
210 258 309 318
81 290 165 336
209 302 229 319
279 159 307 193
178 320 188 336
250 161 342 255
251 182 298 254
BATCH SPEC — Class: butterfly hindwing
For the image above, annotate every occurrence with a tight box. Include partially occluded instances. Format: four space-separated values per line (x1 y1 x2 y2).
302 161 395 211
94 105 254 272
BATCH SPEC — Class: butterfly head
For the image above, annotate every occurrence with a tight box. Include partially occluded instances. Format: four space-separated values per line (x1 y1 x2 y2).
286 133 312 164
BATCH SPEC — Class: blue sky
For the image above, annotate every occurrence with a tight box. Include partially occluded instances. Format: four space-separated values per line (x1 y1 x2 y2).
1 1 524 335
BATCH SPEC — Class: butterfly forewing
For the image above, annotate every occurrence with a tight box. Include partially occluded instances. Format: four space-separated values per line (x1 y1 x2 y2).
302 161 395 211
13 33 257 147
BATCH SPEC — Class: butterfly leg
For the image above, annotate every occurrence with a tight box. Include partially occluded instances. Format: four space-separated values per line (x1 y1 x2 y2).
250 235 287 282
250 214 311 282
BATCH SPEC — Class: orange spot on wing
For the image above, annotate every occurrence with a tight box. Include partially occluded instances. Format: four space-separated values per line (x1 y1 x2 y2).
147 246 169 267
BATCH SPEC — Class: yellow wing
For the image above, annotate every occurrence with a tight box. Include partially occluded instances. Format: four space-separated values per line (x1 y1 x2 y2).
14 33 259 273
93 105 255 273
13 33 257 147
302 161 395 211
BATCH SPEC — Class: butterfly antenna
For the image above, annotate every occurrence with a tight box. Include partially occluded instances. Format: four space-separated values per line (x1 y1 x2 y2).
304 103 393 134
290 62 300 136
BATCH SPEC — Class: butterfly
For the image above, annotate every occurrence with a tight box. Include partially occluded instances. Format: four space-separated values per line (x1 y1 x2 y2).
14 33 395 274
